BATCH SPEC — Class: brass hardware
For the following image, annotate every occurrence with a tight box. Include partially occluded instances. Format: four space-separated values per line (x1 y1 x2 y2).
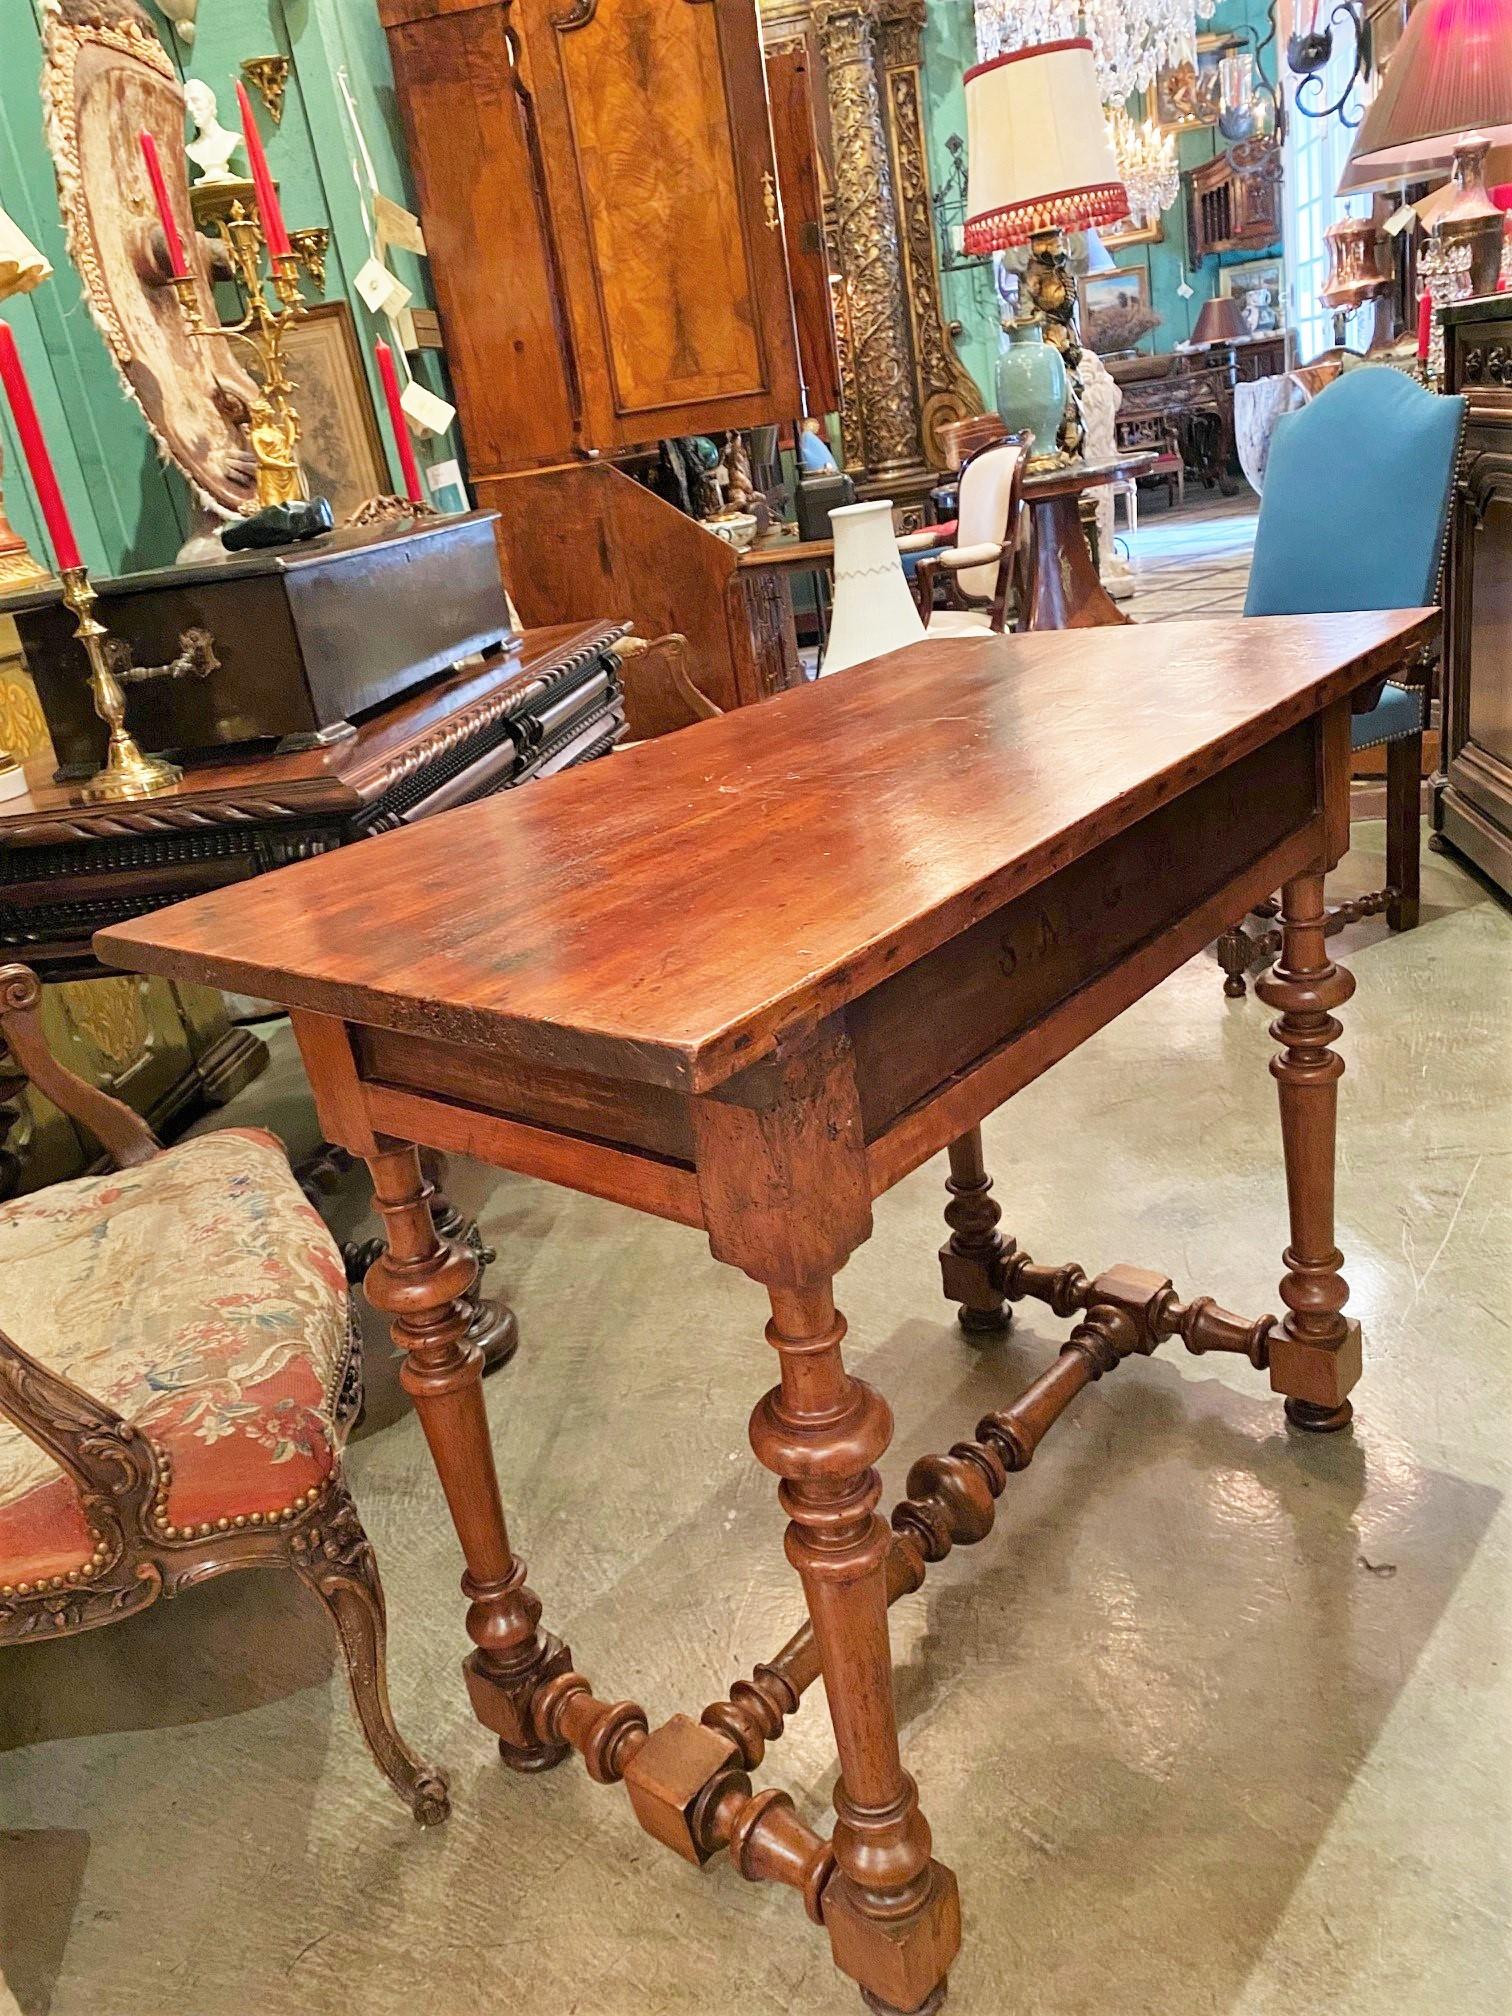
288 226 330 293
58 567 207 802
762 171 780 232
240 55 291 125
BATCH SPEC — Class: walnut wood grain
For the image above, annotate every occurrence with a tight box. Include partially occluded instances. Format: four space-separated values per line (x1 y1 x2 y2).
96 613 1437 1096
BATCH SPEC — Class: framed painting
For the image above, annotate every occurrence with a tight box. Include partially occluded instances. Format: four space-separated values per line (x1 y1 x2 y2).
1082 266 1160 354
281 300 391 519
1220 254 1285 334
1155 33 1242 131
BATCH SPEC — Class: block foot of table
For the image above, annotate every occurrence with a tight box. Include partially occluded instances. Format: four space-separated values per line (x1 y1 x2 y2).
940 1127 1014 1336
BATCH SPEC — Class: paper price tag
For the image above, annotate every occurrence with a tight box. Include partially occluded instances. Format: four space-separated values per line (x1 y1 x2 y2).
401 380 456 438
355 255 392 310
375 192 427 257
1383 203 1417 237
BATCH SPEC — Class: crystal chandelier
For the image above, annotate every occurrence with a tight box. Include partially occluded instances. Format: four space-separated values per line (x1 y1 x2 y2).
974 0 1216 106
1106 106 1180 224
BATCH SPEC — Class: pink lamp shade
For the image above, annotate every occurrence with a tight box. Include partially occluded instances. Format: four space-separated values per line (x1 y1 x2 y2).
1336 0 1512 193
963 39 1130 252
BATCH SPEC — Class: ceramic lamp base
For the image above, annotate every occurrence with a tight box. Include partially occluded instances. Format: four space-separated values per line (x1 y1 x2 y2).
0 761 28 802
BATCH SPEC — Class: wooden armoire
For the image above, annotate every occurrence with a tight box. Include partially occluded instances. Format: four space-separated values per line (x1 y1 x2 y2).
380 0 808 711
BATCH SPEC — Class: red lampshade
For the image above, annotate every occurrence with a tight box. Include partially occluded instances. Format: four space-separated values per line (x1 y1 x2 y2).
963 39 1129 251
1337 0 1512 193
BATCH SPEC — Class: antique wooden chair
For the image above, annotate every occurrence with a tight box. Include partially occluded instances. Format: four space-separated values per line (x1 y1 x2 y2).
0 964 448 1824
1216 367 1467 995
902 433 1032 636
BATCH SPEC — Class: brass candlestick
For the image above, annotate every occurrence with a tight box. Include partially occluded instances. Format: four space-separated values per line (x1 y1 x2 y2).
171 203 322 510
59 565 218 802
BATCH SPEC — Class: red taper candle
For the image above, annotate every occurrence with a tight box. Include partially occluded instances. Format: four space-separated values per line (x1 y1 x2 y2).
1416 287 1432 362
0 320 83 574
138 130 188 279
375 340 424 505
236 80 292 260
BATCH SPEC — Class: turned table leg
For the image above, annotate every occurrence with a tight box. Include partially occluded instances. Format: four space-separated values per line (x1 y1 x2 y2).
1255 873 1360 1433
940 1127 1013 1334
753 1281 960 2015
362 1142 570 1766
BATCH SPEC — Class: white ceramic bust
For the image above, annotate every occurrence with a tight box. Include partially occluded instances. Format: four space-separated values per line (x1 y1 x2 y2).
184 81 245 187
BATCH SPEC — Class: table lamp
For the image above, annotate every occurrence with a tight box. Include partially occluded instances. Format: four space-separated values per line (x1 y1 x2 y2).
1336 0 1512 297
963 37 1130 461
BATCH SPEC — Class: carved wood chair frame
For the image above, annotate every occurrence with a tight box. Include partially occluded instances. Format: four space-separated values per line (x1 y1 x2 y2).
0 965 448 1824
910 434 1032 635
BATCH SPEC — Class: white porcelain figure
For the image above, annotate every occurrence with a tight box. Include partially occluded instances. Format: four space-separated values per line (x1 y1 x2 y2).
1079 348 1134 602
820 500 926 677
184 82 245 187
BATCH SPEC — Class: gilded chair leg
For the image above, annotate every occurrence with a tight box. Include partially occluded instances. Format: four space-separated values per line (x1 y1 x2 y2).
1385 733 1422 933
289 1479 451 1825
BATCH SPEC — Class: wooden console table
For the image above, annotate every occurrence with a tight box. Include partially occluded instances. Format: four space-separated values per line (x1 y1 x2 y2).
97 608 1432 2015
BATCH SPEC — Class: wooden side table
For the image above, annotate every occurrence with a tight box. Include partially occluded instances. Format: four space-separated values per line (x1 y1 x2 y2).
1018 455 1156 629
98 609 1433 2016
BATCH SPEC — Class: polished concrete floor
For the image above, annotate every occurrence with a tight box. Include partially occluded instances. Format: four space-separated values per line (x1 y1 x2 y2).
3 522 1509 2014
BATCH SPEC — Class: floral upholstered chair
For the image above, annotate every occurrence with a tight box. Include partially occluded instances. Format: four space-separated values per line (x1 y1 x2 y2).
0 964 447 1825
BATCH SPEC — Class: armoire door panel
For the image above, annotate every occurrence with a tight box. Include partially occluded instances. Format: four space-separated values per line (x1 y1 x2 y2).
764 40 842 418
516 0 800 442
382 0 583 472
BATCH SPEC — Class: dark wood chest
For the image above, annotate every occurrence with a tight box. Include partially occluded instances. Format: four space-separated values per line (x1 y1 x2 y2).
1437 296 1512 899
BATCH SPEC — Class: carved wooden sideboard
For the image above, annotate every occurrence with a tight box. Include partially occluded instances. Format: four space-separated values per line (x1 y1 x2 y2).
1112 335 1286 490
1436 295 1512 899
0 622 626 985
0 616 264 1195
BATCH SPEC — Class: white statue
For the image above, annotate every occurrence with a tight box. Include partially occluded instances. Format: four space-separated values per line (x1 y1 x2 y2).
1078 348 1135 603
158 0 200 44
184 81 244 187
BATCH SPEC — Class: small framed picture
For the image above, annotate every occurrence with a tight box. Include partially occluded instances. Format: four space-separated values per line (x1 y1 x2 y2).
1102 211 1166 250
280 300 391 519
1155 33 1242 131
1082 266 1160 355
1220 255 1286 334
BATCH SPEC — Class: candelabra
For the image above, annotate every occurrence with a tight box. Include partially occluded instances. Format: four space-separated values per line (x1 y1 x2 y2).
59 567 218 802
169 203 320 510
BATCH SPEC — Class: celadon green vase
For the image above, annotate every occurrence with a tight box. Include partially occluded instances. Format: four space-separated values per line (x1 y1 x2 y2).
994 319 1066 462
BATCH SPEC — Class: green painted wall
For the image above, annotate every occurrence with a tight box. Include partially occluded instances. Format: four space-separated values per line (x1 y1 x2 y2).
921 0 1285 404
0 0 457 578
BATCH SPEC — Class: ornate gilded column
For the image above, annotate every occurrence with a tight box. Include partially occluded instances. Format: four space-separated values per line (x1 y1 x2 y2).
876 0 985 471
812 0 932 498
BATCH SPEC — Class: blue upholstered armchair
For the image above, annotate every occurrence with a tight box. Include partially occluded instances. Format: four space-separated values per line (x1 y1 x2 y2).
1216 366 1466 996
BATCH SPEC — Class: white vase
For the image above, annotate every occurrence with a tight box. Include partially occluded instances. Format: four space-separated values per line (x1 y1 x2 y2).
820 500 926 677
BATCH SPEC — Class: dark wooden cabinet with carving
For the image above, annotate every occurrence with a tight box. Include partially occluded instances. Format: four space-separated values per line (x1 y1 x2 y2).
1187 137 1283 260
1436 296 1512 900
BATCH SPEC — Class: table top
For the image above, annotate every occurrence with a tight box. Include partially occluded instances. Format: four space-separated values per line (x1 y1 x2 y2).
0 621 623 848
738 529 835 571
1021 455 1157 501
96 611 1435 1096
